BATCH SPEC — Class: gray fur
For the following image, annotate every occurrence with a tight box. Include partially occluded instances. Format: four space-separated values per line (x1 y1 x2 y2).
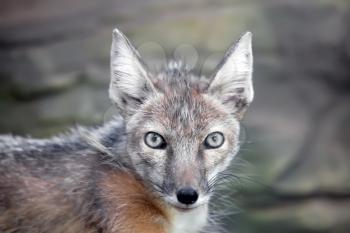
0 28 254 233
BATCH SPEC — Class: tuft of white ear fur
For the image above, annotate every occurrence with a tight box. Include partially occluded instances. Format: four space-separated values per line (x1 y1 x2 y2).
109 28 156 118
208 32 254 118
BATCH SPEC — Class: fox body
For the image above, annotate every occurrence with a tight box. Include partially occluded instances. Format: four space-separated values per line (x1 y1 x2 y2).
0 29 254 233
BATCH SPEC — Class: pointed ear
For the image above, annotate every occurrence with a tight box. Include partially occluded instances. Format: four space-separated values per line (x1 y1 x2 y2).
109 28 156 118
207 32 254 119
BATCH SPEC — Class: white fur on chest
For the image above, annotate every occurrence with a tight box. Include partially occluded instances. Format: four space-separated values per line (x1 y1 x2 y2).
169 205 208 233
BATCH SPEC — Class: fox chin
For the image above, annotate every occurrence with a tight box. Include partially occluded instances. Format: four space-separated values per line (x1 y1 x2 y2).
0 28 254 233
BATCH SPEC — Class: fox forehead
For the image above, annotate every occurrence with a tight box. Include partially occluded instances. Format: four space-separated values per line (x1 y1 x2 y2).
134 76 235 138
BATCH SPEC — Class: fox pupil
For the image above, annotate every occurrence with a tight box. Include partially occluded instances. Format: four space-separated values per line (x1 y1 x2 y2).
151 135 158 142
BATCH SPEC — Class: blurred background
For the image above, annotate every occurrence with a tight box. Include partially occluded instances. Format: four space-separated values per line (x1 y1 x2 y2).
1 0 350 232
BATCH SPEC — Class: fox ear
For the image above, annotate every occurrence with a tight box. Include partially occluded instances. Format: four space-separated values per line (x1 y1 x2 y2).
208 32 254 119
109 28 156 118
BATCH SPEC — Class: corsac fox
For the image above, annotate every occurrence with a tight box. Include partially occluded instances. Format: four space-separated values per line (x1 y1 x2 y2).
0 28 254 233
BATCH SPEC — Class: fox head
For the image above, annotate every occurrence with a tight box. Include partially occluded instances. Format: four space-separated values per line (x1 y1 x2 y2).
109 29 253 210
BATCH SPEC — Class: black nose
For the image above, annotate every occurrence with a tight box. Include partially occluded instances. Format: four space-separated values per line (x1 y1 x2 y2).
176 187 198 205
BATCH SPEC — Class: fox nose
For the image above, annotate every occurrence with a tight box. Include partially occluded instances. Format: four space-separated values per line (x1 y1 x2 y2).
176 187 198 205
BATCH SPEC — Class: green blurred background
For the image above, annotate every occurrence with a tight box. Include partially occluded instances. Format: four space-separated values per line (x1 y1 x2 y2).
1 0 350 232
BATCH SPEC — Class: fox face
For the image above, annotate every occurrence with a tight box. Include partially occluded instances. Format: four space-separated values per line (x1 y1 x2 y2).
109 29 253 211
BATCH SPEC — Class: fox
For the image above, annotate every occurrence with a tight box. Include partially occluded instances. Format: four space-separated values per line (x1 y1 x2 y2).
0 28 254 233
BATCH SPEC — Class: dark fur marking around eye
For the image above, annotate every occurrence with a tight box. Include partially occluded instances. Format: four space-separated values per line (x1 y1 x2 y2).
163 146 175 194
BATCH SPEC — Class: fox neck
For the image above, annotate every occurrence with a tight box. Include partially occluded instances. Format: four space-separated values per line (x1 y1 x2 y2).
168 204 208 233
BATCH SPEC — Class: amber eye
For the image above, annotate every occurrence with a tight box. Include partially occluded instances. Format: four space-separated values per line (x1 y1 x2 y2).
204 132 224 149
144 132 167 149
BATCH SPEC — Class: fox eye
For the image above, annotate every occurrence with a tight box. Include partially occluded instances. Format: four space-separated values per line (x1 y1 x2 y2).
204 132 224 149
144 132 167 149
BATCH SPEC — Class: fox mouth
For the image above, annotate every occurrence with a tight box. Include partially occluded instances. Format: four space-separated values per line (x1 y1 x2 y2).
164 195 209 212
172 204 200 212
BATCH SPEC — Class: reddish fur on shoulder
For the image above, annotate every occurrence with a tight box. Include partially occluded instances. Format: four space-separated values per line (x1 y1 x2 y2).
99 170 170 233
